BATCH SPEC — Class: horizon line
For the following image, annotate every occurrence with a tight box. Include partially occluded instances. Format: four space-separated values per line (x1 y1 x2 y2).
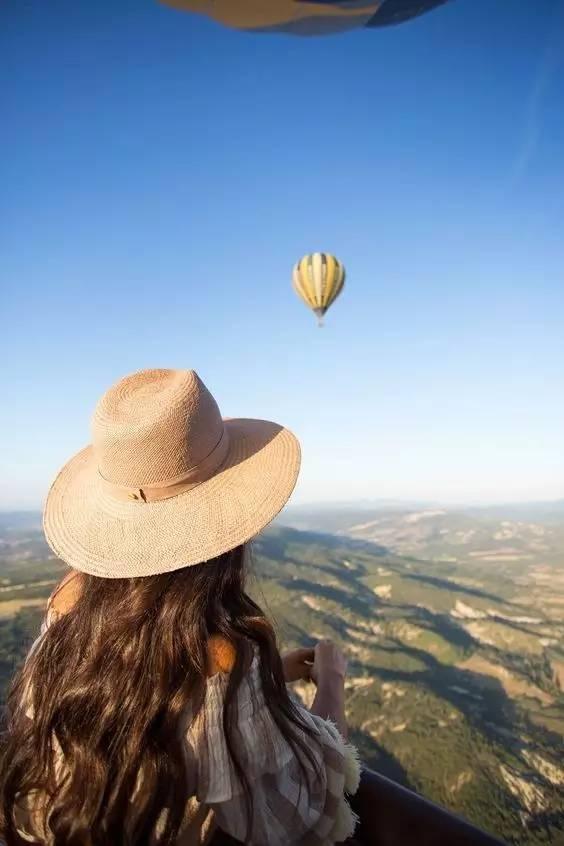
2 495 564 515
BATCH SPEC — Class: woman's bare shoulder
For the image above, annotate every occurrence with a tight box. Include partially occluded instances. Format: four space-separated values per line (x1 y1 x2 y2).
48 571 84 615
207 635 237 675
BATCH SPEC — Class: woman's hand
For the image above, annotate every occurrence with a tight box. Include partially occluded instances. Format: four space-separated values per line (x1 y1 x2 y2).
281 647 315 683
311 640 347 688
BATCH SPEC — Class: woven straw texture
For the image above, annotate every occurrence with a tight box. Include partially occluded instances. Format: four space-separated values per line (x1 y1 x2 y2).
43 369 301 578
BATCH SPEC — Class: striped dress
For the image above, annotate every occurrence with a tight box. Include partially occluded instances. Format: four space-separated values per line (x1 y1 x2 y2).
182 653 360 845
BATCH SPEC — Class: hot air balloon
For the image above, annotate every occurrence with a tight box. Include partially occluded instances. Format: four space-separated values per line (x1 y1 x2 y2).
292 252 345 326
159 0 448 36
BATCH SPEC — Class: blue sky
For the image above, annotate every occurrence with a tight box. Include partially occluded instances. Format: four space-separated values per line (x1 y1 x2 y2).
1 0 564 509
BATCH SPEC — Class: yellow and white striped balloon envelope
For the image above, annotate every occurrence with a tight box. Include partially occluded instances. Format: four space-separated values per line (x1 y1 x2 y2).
292 252 345 326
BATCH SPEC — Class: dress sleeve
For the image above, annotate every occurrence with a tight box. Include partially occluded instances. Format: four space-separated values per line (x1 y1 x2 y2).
185 659 360 846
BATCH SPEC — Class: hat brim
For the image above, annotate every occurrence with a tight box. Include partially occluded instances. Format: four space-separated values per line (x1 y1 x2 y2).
43 419 300 578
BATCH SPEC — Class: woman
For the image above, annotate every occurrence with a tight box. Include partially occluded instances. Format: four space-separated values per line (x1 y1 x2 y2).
1 368 359 845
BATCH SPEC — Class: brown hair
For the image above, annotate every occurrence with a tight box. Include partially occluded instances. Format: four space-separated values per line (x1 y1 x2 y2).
0 546 319 844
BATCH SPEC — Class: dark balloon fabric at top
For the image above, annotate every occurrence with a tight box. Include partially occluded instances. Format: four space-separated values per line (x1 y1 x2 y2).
159 0 449 36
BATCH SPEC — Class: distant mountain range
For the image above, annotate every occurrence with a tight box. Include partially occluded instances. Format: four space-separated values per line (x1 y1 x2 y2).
0 512 43 531
284 498 564 522
280 501 564 567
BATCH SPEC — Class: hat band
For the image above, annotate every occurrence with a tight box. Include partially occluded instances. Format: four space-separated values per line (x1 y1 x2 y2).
98 427 230 503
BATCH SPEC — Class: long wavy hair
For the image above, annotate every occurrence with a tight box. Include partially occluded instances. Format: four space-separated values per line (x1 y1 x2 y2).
0 545 320 845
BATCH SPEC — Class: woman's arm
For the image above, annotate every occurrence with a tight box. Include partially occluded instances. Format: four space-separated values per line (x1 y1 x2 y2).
282 640 348 738
310 674 347 740
309 641 348 739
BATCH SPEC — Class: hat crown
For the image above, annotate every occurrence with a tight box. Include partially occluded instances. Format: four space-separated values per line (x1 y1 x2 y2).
93 369 224 487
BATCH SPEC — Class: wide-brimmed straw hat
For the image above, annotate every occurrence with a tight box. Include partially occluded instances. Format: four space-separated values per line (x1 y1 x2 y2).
43 369 301 578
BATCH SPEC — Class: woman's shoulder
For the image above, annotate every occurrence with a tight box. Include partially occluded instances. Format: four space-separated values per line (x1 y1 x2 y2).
48 570 84 615
207 635 236 675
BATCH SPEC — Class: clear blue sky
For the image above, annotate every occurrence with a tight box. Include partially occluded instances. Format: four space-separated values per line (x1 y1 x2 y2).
1 0 564 510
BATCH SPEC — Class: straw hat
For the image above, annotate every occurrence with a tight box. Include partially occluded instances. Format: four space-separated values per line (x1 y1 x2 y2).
43 369 301 578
